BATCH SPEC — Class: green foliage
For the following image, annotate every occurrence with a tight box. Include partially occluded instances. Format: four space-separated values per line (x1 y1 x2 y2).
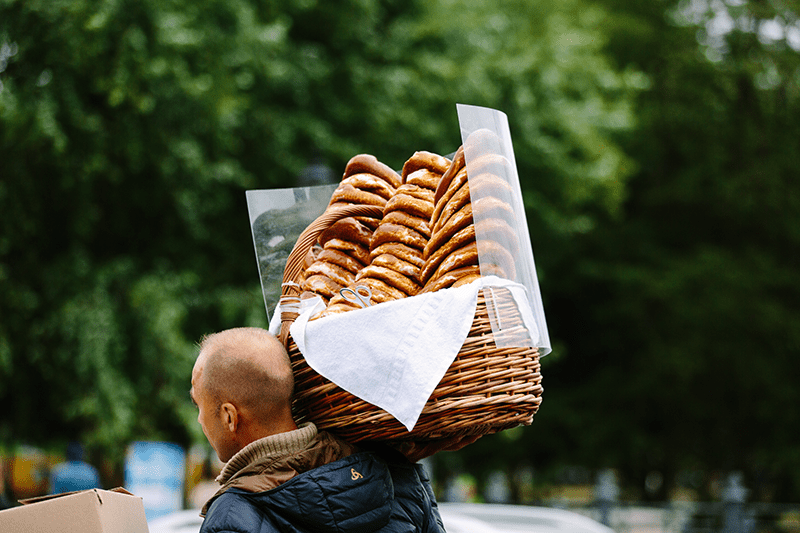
4 0 796 502
1 0 638 464
397 0 642 232
519 0 800 499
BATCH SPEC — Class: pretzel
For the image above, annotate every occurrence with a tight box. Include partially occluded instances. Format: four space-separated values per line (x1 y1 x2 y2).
419 224 476 284
452 273 482 288
343 154 402 188
405 168 441 191
420 265 482 294
359 277 407 303
381 210 431 239
472 196 516 224
463 128 503 161
357 265 420 297
475 239 517 281
310 286 363 319
297 246 320 285
467 172 515 208
474 218 520 256
313 301 359 318
383 193 433 221
316 248 365 274
424 203 473 260
432 179 472 235
435 146 465 205
304 261 356 288
465 153 513 182
330 184 387 208
324 238 371 265
369 243 425 268
341 173 396 200
427 239 515 286
401 151 452 180
301 274 342 301
429 242 480 282
371 253 421 279
431 167 469 230
319 217 373 248
371 223 428 251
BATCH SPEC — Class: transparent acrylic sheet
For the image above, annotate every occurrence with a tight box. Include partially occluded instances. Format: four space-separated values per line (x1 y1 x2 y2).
246 185 337 323
457 103 551 354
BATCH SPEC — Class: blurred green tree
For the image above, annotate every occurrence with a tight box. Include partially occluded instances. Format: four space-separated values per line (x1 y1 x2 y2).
494 0 800 500
1 0 637 476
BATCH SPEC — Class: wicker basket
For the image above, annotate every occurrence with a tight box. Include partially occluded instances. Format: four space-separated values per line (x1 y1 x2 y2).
278 205 543 443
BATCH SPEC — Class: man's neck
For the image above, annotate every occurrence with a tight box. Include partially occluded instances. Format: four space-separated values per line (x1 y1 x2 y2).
217 423 316 484
236 418 299 451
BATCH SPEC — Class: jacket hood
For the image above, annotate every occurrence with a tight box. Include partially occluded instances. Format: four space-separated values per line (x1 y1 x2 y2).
225 452 395 533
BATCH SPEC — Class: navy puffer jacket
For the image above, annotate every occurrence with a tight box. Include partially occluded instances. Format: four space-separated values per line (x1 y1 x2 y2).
199 449 444 533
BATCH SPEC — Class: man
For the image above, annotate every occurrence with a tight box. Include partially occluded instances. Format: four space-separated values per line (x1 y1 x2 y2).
190 326 446 533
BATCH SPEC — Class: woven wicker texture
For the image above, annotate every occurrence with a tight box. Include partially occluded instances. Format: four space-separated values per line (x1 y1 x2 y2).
279 204 543 443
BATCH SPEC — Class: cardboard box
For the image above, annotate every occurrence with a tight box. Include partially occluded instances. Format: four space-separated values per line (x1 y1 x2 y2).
0 487 149 533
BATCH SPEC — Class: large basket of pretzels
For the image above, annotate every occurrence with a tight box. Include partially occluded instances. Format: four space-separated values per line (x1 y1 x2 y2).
276 142 544 443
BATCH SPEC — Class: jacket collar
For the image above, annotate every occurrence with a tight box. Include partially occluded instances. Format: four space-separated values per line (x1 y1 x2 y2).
216 422 317 485
202 422 360 517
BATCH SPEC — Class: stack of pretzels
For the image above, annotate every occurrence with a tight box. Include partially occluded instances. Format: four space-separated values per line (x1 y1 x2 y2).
299 129 521 318
421 137 521 294
298 155 399 301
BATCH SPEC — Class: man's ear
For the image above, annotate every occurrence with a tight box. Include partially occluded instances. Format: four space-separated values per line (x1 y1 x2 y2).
220 402 238 433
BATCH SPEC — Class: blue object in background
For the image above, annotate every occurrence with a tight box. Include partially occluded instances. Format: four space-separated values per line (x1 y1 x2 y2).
125 441 185 521
50 442 101 494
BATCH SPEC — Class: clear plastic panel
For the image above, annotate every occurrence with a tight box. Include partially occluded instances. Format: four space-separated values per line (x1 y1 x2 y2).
246 185 336 322
457 103 551 354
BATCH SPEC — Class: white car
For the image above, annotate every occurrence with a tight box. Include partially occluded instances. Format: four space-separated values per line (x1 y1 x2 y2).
147 503 613 533
438 503 614 533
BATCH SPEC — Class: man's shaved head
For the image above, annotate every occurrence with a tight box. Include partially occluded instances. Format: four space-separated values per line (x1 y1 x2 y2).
196 327 294 420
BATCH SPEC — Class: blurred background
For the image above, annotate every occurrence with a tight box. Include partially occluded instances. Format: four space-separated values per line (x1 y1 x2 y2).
1 0 798 531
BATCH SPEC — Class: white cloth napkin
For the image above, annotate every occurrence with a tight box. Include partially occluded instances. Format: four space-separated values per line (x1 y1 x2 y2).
270 276 539 431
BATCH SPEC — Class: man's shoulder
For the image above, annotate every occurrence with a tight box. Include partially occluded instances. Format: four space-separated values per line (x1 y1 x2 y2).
223 451 393 504
201 450 438 533
202 490 274 533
